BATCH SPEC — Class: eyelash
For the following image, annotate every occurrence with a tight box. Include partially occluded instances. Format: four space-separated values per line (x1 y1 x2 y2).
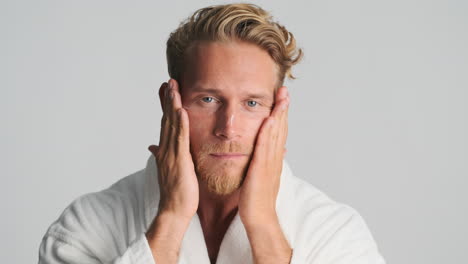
201 97 259 107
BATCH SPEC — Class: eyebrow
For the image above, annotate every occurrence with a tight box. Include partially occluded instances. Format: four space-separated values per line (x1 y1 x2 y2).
190 86 272 101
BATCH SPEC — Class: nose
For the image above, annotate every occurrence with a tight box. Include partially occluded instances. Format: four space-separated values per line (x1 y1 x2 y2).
214 104 241 140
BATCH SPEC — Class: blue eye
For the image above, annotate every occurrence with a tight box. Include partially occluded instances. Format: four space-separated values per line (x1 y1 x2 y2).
247 100 258 107
202 97 214 103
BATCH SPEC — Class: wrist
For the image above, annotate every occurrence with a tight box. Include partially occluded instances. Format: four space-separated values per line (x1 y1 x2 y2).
244 214 292 264
146 211 191 240
158 199 197 221
145 211 192 261
242 210 278 231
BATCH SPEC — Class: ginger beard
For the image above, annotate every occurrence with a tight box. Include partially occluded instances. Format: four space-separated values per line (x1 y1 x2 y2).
192 141 252 196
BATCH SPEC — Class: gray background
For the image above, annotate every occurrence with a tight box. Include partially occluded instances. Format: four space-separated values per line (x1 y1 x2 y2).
2 0 467 263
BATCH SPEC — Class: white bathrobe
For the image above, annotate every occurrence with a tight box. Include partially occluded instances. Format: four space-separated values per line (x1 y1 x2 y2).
39 155 386 263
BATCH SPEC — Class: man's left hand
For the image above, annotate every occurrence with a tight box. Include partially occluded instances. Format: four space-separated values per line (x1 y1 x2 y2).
238 86 292 263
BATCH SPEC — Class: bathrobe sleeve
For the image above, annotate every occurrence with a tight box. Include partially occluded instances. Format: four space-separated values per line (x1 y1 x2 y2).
289 206 386 264
38 191 156 264
39 233 155 264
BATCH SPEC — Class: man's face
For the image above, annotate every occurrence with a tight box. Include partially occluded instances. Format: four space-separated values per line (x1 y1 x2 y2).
180 40 278 196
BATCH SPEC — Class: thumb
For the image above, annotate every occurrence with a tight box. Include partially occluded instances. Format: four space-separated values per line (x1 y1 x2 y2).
148 145 159 156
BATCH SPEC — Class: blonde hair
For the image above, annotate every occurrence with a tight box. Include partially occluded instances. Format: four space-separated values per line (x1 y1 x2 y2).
166 3 303 87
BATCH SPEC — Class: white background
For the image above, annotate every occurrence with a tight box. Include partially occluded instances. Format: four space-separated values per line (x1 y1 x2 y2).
2 0 467 263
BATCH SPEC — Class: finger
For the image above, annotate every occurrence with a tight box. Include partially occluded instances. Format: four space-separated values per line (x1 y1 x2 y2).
279 95 289 145
261 89 289 149
252 117 275 161
274 87 289 146
269 98 288 120
167 79 184 155
159 115 170 154
169 79 183 122
269 97 288 144
159 84 171 154
158 82 168 112
165 80 173 117
276 86 288 101
148 145 159 157
159 81 171 154
175 108 190 155
160 79 181 154
270 87 289 120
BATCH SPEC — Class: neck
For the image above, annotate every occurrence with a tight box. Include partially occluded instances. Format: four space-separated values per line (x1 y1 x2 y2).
197 181 240 227
197 182 240 264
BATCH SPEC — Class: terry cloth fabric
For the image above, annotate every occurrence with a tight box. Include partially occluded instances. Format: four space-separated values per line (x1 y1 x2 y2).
38 155 386 263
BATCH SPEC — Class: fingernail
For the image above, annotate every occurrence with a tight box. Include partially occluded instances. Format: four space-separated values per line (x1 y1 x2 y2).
164 83 169 97
168 79 173 89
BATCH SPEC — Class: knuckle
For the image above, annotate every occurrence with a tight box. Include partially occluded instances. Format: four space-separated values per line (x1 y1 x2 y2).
155 150 164 160
161 115 168 125
177 133 185 143
155 155 163 166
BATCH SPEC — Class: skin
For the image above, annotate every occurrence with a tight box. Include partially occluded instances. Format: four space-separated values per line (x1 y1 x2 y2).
145 40 292 264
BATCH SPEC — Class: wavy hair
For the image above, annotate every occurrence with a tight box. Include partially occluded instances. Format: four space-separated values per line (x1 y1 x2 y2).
166 3 303 87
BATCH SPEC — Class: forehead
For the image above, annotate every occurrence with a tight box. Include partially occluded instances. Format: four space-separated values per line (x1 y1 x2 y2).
181 40 278 97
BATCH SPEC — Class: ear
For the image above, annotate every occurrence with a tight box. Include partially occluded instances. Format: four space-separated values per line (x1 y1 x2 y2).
158 82 168 112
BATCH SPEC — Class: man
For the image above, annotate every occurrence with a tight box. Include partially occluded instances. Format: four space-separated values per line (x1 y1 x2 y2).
39 3 386 264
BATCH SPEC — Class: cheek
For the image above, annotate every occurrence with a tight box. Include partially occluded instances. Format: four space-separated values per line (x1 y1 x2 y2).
242 116 268 141
185 108 214 144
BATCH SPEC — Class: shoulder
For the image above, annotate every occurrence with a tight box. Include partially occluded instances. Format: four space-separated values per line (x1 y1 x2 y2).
289 174 355 220
287 172 373 236
280 163 356 224
281 165 385 263
40 169 147 261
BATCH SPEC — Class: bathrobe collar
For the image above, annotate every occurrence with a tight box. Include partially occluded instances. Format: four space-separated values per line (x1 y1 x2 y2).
143 154 294 264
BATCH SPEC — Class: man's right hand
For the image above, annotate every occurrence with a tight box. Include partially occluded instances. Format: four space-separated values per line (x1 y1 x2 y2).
145 79 199 263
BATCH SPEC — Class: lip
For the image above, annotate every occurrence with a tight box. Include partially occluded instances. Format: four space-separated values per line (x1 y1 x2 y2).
210 153 248 159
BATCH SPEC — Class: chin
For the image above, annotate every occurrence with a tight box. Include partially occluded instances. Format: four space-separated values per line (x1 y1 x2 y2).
196 161 248 196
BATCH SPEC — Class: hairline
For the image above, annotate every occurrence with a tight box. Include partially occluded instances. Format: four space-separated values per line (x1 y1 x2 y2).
180 39 284 92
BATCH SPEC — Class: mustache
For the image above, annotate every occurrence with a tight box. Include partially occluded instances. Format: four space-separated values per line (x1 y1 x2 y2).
196 141 253 155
